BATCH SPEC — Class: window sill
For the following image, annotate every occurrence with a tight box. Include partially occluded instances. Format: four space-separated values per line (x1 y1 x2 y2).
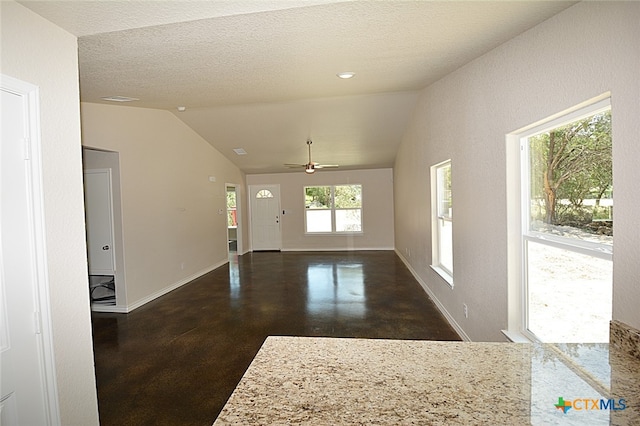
501 330 534 343
430 265 453 288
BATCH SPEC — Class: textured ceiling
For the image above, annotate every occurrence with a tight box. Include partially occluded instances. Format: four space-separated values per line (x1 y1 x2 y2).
20 0 576 174
19 0 348 36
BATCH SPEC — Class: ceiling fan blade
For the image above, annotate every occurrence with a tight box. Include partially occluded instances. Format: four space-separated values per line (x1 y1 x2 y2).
285 140 339 171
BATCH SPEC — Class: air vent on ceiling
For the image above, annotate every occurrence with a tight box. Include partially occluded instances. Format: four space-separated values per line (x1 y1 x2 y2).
233 148 247 155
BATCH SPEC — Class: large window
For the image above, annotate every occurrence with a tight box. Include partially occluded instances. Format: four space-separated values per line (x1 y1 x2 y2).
304 185 362 233
431 160 453 285
519 99 612 342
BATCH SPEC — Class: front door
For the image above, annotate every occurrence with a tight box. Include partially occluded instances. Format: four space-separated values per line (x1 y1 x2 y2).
250 185 281 251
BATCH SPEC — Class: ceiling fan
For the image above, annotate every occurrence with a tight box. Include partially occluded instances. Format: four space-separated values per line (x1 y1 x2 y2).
285 139 339 174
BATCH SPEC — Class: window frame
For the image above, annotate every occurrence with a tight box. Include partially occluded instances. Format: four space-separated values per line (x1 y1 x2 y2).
430 159 453 286
505 96 612 343
303 184 363 234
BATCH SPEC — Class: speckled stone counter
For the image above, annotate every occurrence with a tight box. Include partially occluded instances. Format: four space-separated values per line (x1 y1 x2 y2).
215 336 639 425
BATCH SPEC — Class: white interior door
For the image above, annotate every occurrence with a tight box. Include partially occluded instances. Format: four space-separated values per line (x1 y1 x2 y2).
1 78 54 425
83 169 115 275
250 185 282 251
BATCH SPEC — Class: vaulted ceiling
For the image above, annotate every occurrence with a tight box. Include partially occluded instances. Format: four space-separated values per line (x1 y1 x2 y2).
20 0 576 174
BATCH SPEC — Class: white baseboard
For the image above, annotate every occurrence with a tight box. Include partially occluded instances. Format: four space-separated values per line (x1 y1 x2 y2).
395 249 471 342
91 304 128 313
124 260 228 312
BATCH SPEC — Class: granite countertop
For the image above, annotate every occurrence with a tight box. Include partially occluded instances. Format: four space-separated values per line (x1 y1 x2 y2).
214 336 639 425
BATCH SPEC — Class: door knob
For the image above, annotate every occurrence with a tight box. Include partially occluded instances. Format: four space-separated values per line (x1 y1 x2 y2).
102 245 110 250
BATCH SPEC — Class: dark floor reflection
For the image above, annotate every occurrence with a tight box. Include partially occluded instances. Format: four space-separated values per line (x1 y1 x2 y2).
228 253 241 306
307 263 366 318
92 251 460 426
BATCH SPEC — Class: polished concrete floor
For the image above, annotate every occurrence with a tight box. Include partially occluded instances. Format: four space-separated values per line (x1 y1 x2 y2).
91 251 460 426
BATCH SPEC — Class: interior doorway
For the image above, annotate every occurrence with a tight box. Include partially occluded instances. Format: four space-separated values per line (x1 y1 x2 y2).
83 169 116 306
226 184 242 255
82 148 126 312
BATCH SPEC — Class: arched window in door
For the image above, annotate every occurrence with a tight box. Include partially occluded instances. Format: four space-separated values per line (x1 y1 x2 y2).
256 189 274 198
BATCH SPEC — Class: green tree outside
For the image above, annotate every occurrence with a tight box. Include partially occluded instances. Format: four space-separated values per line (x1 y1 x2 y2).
529 110 612 229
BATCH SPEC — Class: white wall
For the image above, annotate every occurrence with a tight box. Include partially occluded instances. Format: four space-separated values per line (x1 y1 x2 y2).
247 169 394 251
1 1 100 424
81 102 247 308
394 1 640 341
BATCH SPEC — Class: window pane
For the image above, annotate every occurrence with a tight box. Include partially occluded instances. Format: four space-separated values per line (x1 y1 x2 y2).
304 185 362 234
305 186 331 209
437 165 452 219
305 210 331 233
526 241 612 343
433 160 453 278
227 189 237 226
336 209 361 232
438 218 453 273
334 185 361 208
256 189 273 198
527 111 612 246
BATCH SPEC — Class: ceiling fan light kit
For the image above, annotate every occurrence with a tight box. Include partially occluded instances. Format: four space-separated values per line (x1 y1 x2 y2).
336 72 355 79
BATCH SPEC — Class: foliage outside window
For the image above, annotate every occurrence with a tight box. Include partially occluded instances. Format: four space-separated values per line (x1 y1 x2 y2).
304 185 362 233
521 100 612 343
431 160 453 284
226 189 237 227
528 109 612 238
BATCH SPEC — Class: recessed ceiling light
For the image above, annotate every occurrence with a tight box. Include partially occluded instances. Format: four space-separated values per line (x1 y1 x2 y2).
101 96 139 102
177 106 186 112
233 148 247 155
337 72 355 79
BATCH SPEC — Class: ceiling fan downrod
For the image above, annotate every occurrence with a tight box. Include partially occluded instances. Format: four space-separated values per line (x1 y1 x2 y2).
305 139 315 173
